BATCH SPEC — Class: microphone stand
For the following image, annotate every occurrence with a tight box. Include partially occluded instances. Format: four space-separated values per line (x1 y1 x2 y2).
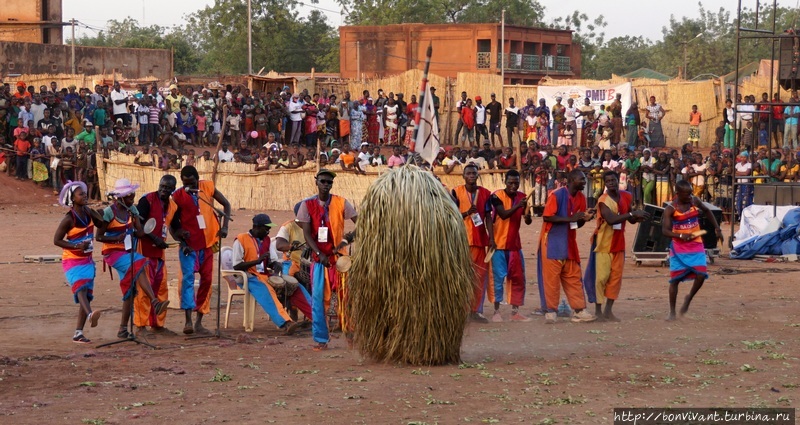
97 200 157 349
186 198 233 341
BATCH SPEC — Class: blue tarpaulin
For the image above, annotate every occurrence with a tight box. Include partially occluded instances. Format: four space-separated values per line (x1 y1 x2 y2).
730 208 800 259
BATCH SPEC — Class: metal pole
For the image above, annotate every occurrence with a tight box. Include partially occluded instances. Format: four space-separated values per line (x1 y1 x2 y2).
247 0 253 75
683 43 688 79
500 9 505 86
71 19 75 74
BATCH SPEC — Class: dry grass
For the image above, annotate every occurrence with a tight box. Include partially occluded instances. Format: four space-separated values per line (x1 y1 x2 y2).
346 165 474 365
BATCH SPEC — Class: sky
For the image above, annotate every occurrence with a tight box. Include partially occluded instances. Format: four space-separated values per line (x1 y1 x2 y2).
63 0 785 42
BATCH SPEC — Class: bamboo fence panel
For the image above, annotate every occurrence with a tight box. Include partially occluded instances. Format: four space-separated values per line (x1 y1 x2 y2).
99 152 510 211
0 73 159 90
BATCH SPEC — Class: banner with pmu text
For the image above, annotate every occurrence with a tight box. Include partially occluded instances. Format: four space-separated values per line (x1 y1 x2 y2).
537 82 633 128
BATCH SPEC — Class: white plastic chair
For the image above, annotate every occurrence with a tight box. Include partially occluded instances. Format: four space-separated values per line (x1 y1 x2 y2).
220 246 256 332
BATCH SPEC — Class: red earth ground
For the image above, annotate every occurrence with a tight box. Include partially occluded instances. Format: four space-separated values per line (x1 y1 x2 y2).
1 172 799 425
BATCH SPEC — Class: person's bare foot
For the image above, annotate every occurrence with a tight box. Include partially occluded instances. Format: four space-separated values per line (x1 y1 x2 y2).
679 296 691 316
666 313 677 322
604 313 621 322
595 314 607 323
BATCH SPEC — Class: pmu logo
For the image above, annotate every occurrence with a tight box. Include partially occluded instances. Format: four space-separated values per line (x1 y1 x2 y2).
585 89 616 102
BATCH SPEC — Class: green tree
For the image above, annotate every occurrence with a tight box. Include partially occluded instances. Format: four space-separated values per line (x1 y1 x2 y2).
549 11 608 79
75 18 199 74
184 0 339 74
337 0 544 26
592 36 654 79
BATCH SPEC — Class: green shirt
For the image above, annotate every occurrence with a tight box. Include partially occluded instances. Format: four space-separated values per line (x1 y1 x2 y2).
624 158 641 173
75 130 96 149
93 109 107 127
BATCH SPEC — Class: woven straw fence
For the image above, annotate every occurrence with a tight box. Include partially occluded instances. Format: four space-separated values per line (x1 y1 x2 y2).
98 152 511 211
1 73 159 90
740 75 780 99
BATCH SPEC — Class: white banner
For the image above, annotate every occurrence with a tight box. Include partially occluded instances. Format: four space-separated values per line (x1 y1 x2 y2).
415 86 440 166
536 82 632 128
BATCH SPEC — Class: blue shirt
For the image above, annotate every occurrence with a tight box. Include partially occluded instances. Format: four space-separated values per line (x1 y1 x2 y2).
783 106 799 125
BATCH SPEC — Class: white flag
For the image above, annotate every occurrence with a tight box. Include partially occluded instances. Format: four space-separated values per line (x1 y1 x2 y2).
414 86 440 166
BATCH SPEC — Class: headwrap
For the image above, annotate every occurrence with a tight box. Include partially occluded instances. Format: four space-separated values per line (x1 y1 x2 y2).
59 180 88 208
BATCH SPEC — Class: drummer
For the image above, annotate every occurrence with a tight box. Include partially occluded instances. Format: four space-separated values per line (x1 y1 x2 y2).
232 214 312 334
275 202 307 283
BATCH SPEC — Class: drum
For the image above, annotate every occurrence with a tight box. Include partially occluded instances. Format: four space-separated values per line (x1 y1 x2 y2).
335 255 352 273
282 275 300 296
297 246 313 288
268 275 286 290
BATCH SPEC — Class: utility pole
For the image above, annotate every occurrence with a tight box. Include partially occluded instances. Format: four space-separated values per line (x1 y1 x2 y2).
71 19 76 74
247 0 253 75
500 9 505 86
682 33 702 80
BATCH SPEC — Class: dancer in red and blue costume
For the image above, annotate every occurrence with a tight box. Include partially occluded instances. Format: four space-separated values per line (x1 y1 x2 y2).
54 181 104 343
662 180 723 321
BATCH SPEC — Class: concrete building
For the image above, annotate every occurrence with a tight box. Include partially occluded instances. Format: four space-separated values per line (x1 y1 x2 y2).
339 23 580 84
0 0 64 44
0 42 173 82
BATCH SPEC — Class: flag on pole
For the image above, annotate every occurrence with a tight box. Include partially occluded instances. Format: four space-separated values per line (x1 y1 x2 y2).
414 85 440 166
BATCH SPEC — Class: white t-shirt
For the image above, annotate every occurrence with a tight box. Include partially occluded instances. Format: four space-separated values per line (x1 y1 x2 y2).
735 162 752 183
641 157 656 181
288 101 304 122
218 149 234 162
565 106 578 122
42 135 55 149
475 105 487 125
357 152 371 168
466 156 487 169
110 89 129 115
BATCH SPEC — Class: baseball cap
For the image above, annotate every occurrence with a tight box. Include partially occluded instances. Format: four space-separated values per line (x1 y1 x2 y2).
316 169 337 179
475 96 482 101
252 214 276 227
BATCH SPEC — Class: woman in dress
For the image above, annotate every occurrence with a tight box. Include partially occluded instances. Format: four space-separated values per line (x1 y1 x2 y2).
403 95 419 148
53 181 103 343
662 180 723 321
349 103 366 150
365 98 380 145
383 97 399 145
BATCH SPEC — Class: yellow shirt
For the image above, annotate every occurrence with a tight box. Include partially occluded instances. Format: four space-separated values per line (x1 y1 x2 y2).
781 164 799 182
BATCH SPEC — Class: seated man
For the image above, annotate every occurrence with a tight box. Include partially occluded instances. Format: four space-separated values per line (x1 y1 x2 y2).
232 214 312 333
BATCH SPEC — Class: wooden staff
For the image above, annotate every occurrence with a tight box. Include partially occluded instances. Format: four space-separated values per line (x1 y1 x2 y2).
211 104 228 185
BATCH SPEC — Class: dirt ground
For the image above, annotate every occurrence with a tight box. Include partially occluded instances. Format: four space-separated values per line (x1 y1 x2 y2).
1 172 799 425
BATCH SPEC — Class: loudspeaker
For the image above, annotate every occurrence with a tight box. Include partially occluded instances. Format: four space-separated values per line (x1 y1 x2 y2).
752 183 800 206
633 204 671 253
780 34 800 91
753 184 776 205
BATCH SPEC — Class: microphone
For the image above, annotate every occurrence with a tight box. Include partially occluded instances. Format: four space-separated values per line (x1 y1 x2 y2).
182 187 233 221
185 187 200 193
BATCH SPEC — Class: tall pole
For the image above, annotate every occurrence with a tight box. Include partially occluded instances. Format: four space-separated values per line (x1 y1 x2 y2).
70 19 76 75
500 9 505 86
247 0 253 75
683 43 688 80
357 41 361 82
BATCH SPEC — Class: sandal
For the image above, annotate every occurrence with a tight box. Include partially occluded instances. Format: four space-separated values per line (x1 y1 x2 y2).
72 334 92 344
152 300 170 316
312 343 328 352
183 324 194 335
117 328 130 339
88 310 102 328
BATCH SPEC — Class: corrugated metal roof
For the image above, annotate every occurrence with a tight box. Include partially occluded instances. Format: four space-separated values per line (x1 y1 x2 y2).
620 68 672 81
